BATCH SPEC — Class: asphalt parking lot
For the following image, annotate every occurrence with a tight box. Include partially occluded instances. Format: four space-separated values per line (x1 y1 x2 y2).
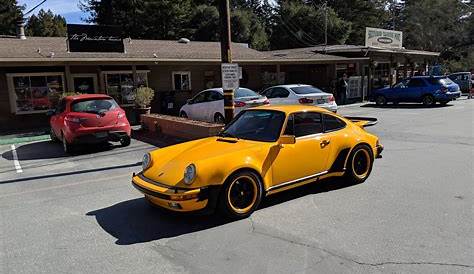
0 99 472 274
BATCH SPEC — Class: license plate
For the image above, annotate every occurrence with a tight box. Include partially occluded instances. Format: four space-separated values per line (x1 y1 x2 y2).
95 132 107 138
317 99 326 104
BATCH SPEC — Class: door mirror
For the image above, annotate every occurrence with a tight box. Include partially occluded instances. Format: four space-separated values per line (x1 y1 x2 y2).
279 135 296 145
46 109 56 117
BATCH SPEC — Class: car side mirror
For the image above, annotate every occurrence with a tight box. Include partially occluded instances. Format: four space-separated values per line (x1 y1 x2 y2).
46 109 56 117
279 135 296 145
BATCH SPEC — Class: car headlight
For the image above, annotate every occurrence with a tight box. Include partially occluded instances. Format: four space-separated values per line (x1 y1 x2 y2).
184 164 196 185
142 153 152 171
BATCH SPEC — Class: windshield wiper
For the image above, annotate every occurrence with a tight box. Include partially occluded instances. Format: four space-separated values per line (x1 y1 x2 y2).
217 132 239 139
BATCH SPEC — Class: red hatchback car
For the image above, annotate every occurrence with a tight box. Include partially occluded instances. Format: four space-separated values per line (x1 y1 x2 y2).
48 94 131 153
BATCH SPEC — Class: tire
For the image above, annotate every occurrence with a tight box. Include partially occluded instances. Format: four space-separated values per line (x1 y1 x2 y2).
218 170 263 219
62 134 74 154
214 113 225 124
439 101 448 106
422 95 435 107
120 135 131 147
375 95 387 106
180 111 188 118
50 128 59 142
344 144 374 184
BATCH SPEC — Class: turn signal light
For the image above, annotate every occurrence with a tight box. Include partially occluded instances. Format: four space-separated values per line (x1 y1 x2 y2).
298 98 314 104
234 101 246 107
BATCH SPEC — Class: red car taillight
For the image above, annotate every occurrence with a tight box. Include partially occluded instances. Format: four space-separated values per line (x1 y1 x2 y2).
234 101 246 107
298 98 314 104
329 95 335 102
263 99 270 105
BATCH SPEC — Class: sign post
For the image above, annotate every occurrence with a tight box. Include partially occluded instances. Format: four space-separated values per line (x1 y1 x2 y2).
219 0 234 124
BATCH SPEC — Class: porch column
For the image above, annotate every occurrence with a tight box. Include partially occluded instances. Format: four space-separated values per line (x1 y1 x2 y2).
65 64 73 92
389 54 394 86
132 65 138 88
276 64 281 84
368 62 373 97
97 67 105 93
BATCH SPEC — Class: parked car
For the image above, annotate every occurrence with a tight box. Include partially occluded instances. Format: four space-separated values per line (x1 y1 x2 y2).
132 105 382 218
448 72 472 93
261 84 337 112
48 94 131 153
372 76 461 106
179 87 268 123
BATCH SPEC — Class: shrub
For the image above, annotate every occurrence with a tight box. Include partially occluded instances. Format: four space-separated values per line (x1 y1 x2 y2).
135 87 155 108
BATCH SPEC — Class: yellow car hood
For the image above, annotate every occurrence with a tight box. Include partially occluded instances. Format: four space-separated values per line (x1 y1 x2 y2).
143 137 266 187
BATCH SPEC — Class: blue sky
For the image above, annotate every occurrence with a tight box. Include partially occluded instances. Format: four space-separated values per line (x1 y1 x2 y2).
18 0 86 23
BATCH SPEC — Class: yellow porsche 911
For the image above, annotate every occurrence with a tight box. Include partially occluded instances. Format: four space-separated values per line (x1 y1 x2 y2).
132 105 383 218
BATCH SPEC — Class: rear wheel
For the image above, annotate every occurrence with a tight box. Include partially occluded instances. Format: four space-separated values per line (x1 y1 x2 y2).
180 111 188 118
120 135 131 147
345 144 374 184
375 95 387 106
422 95 435 107
218 170 263 219
214 113 225 124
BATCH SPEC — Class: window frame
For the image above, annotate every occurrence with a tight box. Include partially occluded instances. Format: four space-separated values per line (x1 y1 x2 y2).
102 70 150 107
172 71 192 91
285 111 324 139
407 78 427 88
322 113 347 133
7 72 65 115
271 87 290 98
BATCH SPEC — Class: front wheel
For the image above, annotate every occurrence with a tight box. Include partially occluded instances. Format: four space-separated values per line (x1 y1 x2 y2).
218 170 263 219
62 134 74 154
214 113 225 124
120 135 131 147
345 144 374 184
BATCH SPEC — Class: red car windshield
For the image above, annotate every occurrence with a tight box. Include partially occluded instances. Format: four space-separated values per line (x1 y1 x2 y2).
71 99 119 114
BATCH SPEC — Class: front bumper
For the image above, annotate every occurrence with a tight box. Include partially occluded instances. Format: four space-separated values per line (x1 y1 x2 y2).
131 173 221 213
435 91 461 101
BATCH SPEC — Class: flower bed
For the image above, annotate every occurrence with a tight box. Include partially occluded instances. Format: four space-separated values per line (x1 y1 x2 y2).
141 114 224 140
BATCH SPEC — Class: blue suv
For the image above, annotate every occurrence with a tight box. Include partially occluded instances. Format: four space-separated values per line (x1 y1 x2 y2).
372 76 461 106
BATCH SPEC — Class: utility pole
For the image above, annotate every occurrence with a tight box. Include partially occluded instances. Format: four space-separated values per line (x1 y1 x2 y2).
219 0 234 124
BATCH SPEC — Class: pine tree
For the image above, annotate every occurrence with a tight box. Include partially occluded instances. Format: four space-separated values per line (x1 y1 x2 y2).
25 9 66 37
0 0 23 36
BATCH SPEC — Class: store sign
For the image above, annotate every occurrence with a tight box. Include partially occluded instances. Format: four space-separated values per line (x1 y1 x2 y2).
67 24 124 53
365 27 402 49
221 63 240 90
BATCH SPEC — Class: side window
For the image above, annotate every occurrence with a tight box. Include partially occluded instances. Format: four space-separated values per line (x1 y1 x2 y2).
284 114 294 135
192 92 207 104
293 112 322 137
261 88 272 97
408 78 426 87
209 91 223 101
323 114 346 132
272 87 290 98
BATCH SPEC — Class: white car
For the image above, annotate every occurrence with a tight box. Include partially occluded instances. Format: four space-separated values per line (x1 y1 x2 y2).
261 84 338 112
179 87 269 123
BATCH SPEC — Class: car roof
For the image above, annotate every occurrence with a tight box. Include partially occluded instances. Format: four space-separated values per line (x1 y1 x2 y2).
65 94 112 101
202 87 254 94
266 84 311 89
252 104 332 114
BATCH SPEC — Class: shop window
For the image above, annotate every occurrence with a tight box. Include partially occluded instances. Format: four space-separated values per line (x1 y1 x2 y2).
104 71 149 106
172 71 191 91
8 73 64 114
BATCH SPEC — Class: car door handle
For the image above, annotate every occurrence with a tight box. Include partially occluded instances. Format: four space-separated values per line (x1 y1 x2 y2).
320 140 330 148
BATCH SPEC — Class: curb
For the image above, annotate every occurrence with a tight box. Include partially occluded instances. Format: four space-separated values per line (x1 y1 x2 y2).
0 135 51 146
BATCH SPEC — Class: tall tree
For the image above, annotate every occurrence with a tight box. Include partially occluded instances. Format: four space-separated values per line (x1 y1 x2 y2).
271 1 351 49
25 9 66 37
0 0 23 36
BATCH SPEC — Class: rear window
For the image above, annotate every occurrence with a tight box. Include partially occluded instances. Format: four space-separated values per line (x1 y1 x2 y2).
71 99 118 113
427 77 454 86
235 88 259 98
290 86 323 94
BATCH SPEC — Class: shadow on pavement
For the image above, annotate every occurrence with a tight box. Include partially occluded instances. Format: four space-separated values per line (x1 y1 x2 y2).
2 140 123 161
87 177 357 245
360 103 453 109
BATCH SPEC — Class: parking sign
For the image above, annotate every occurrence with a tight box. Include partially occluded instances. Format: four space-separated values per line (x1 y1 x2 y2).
221 63 240 90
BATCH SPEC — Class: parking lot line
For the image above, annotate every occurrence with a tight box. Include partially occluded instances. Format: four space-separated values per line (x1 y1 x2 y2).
11 144 23 173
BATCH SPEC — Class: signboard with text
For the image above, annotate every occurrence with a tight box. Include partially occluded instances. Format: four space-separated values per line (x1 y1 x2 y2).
221 63 240 90
365 27 402 49
67 24 124 53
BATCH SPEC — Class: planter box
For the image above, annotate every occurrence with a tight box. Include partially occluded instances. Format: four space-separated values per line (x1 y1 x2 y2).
141 114 224 140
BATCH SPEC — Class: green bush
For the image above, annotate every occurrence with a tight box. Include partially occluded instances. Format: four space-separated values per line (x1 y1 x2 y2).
135 87 155 108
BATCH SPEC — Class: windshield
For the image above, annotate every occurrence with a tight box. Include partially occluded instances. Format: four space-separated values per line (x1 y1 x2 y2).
290 86 324 94
235 88 260 98
220 110 286 142
71 99 118 113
